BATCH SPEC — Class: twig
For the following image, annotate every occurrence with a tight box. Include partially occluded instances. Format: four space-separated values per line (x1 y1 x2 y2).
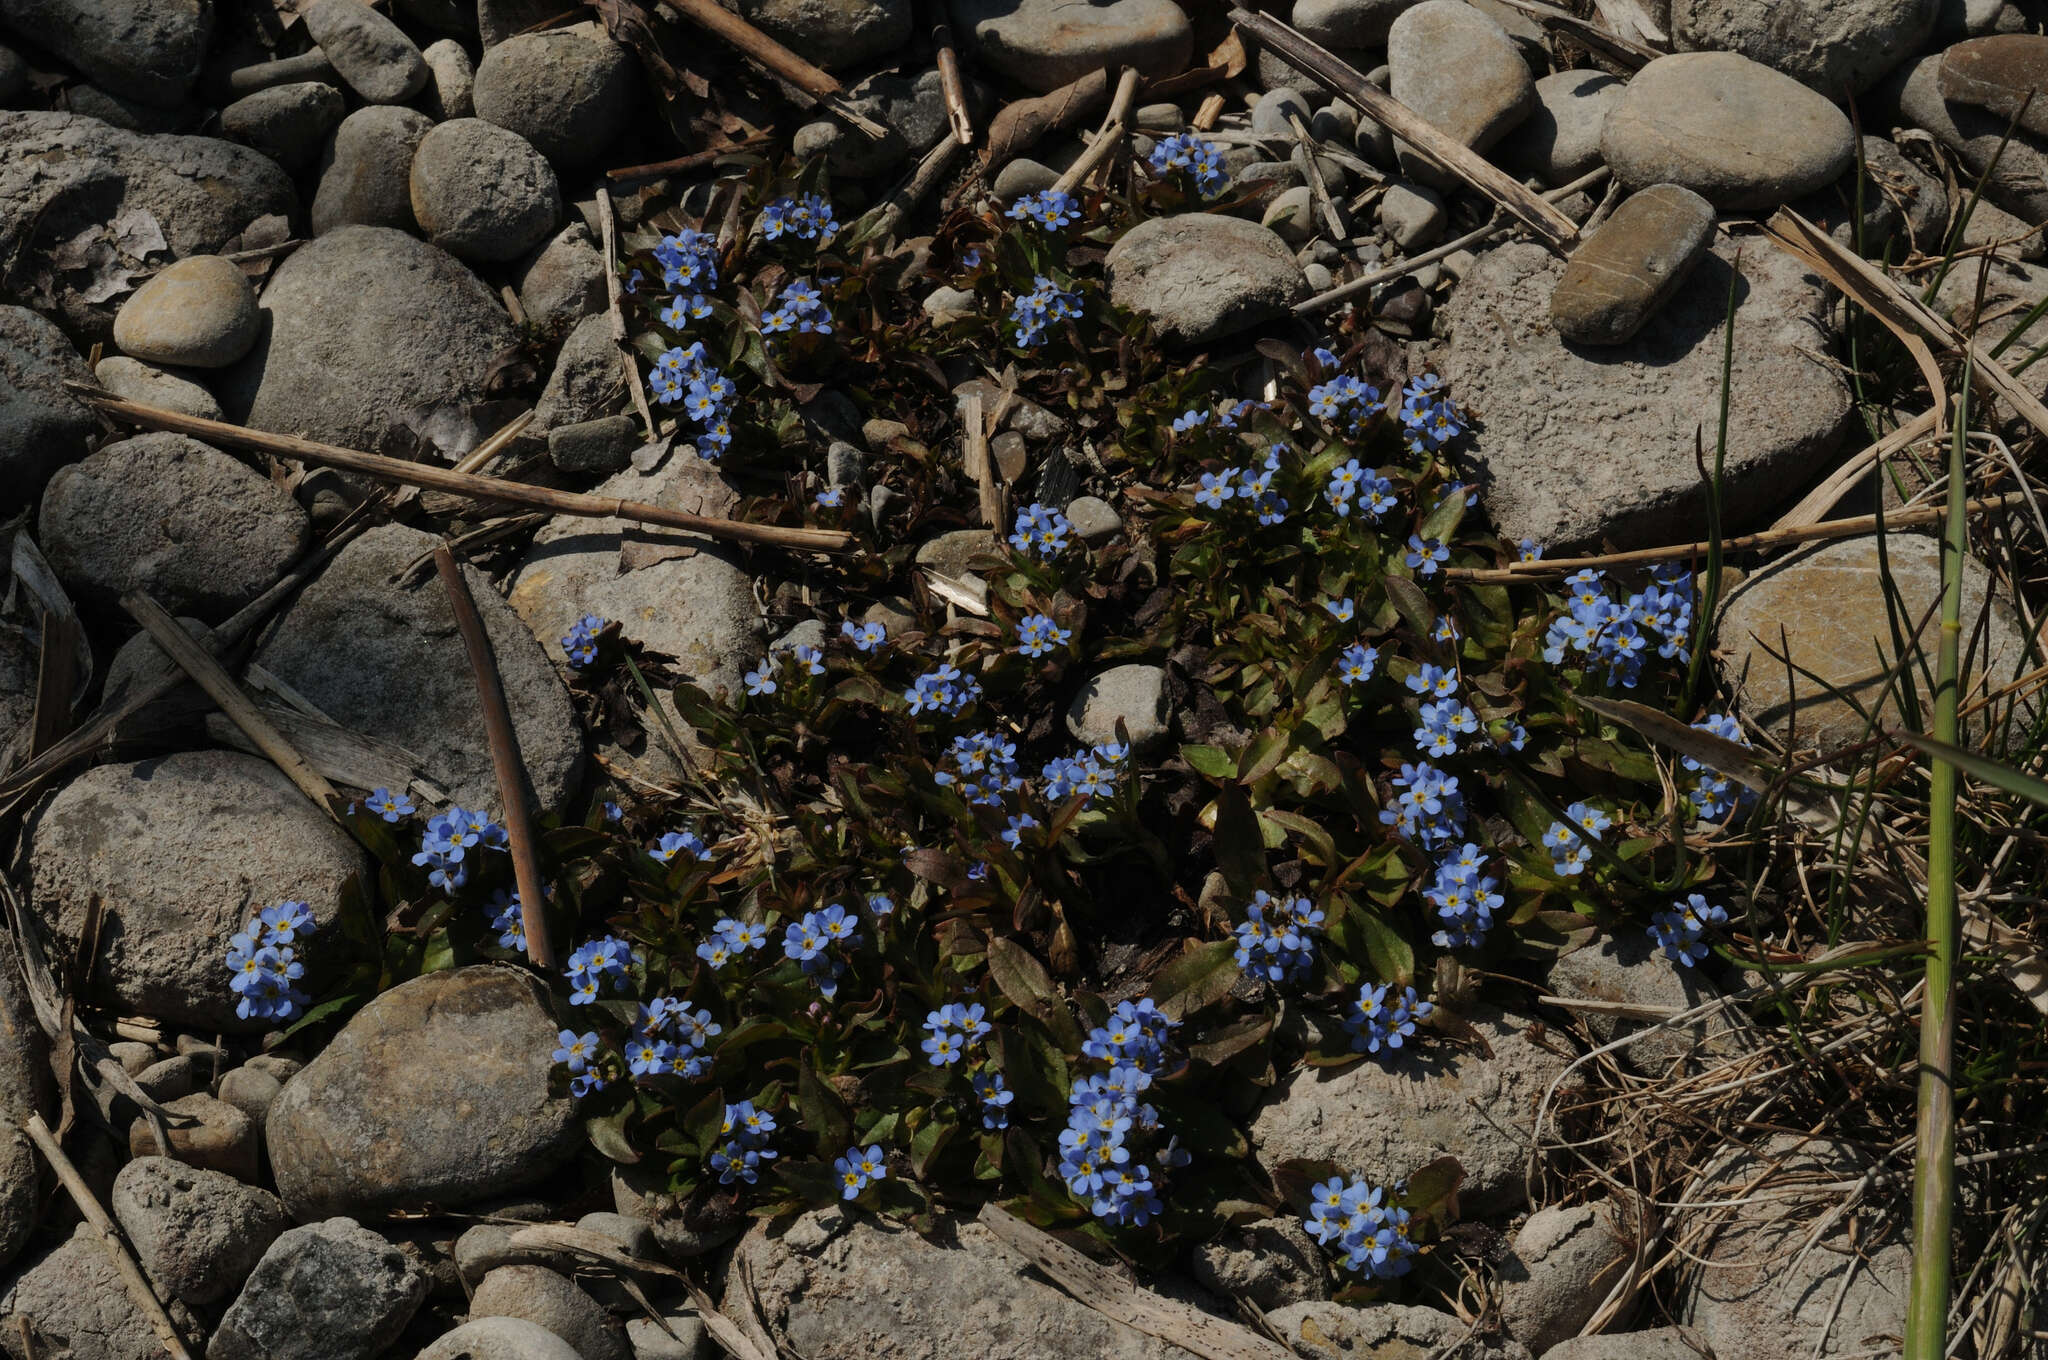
607 133 776 183
1052 66 1141 198
1192 92 1224 131
132 239 304 278
434 544 558 971
1288 111 1347 240
1442 491 2031 583
27 611 80 760
597 187 658 440
1295 167 1607 314
452 409 536 477
1483 0 1661 66
655 0 889 139
1231 8 1579 252
1772 410 1941 531
977 1203 1295 1360
23 1113 196 1360
857 134 967 245
67 388 854 553
121 591 344 817
933 17 973 146
961 392 1003 529
682 1279 777 1360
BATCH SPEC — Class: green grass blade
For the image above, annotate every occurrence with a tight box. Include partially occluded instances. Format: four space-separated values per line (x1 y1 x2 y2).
1892 730 2048 807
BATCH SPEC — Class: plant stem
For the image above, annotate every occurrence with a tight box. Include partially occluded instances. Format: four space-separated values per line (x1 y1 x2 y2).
1683 254 1739 708
1904 367 1967 1360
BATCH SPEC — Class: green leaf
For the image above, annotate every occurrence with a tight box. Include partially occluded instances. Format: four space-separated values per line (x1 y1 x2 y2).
684 1086 725 1157
1262 808 1337 867
1357 905 1415 987
997 1025 1069 1116
798 1061 854 1151
985 936 1084 1051
585 1105 641 1164
1383 574 1437 639
1150 939 1241 1021
1187 1013 1274 1066
1212 782 1266 896
1236 728 1292 786
1394 1154 1463 1226
1894 731 2048 807
1573 693 1775 793
910 1115 956 1178
1180 743 1238 779
277 991 362 1041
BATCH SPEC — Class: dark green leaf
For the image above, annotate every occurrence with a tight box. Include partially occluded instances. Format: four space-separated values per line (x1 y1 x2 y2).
585 1105 641 1164
1212 782 1265 896
1150 939 1240 1021
1180 743 1238 779
798 1061 854 1150
986 936 1084 1050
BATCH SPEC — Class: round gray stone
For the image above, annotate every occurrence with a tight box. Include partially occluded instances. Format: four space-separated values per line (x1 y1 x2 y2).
473 23 635 165
1599 52 1854 209
1267 1301 1533 1359
219 226 519 460
0 929 51 1272
0 304 93 511
301 0 429 103
220 80 346 171
266 969 581 1220
93 355 224 421
411 117 563 263
253 521 585 811
0 1226 203 1358
25 751 369 1032
1066 663 1170 751
210 1217 429 1360
418 1319 583 1360
1496 69 1625 184
471 1265 628 1360
1105 213 1306 345
1292 0 1423 48
1436 237 1849 549
517 222 607 333
312 104 435 235
954 0 1191 93
1248 1006 1578 1216
508 455 764 701
1498 1202 1633 1352
421 36 477 120
736 0 910 71
1380 180 1447 251
38 432 309 614
1548 182 1716 345
0 0 209 108
1672 0 1937 95
113 254 260 368
112 1156 290 1306
1388 0 1534 186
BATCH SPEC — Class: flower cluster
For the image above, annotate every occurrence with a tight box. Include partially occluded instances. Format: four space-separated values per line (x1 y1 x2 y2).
1404 535 1449 576
1010 275 1081 348
1542 800 1611 877
1009 503 1072 558
762 278 832 337
1683 713 1755 822
1344 982 1431 1054
695 916 770 970
225 901 315 1023
654 227 718 292
1308 377 1386 439
1232 890 1326 985
971 1070 1014 1129
1380 762 1466 849
759 192 837 243
933 730 1021 806
650 341 734 455
1006 188 1080 231
834 1144 889 1199
412 806 508 893
623 996 719 1081
711 1101 779 1185
905 662 982 718
567 935 635 1005
1412 696 1480 757
1148 132 1228 197
1425 842 1504 949
657 293 713 329
842 619 888 652
1016 612 1071 658
486 888 529 951
1304 1175 1418 1279
1649 892 1727 966
1190 445 1289 524
1040 742 1128 802
1337 642 1379 686
1542 565 1695 687
781 904 862 997
1325 457 1398 519
1395 373 1465 455
560 613 607 668
1061 999 1180 1226
921 1001 992 1066
552 1028 605 1098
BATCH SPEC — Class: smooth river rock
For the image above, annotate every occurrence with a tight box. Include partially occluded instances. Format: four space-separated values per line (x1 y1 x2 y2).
1549 183 1716 345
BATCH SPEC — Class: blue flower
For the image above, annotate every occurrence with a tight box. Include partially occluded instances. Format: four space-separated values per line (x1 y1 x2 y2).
1426 845 1503 948
1171 408 1209 434
1010 276 1082 349
1147 132 1229 197
651 829 707 863
835 1145 887 1199
1233 891 1323 985
744 661 777 696
793 644 826 676
1002 812 1037 848
1007 503 1073 558
1345 983 1432 1053
653 228 718 291
815 486 845 508
1337 643 1378 686
1194 470 1238 510
972 1071 1014 1129
365 787 415 822
486 889 530 951
841 619 888 652
1325 597 1356 622
1380 761 1465 848
1649 892 1727 966
1404 535 1450 576
553 1029 599 1074
223 904 316 1022
1303 1175 1416 1279
760 192 838 243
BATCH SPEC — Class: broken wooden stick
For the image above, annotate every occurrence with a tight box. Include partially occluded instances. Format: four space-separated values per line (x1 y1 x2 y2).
933 17 974 145
122 590 345 817
67 388 854 553
1052 66 1141 198
434 543 557 970
25 1113 197 1360
1230 7 1579 253
607 133 777 184
656 0 889 139
597 186 658 438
